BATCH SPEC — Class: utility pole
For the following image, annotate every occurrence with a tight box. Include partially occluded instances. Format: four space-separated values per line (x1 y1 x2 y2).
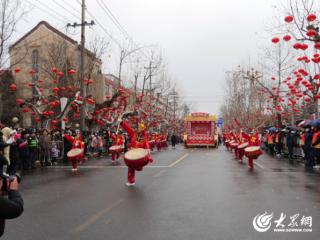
67 0 95 131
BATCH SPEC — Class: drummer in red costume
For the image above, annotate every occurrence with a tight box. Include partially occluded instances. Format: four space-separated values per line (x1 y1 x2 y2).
64 131 85 171
237 130 250 162
110 132 124 163
246 130 261 170
120 120 153 186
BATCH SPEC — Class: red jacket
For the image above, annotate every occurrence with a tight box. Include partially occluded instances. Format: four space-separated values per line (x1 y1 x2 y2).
120 121 152 162
120 121 150 149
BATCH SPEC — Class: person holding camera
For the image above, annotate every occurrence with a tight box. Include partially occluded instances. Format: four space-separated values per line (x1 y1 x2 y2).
0 175 24 237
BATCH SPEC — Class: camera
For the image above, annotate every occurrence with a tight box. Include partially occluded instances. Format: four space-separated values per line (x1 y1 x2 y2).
0 172 21 193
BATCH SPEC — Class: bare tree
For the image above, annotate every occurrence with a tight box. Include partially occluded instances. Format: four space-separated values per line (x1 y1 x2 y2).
0 0 28 68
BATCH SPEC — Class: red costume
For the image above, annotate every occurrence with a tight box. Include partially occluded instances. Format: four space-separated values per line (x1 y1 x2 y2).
121 121 153 185
247 132 261 169
110 133 124 162
238 131 250 161
64 133 85 171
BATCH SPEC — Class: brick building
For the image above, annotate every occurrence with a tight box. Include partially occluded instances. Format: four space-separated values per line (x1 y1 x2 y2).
9 21 105 126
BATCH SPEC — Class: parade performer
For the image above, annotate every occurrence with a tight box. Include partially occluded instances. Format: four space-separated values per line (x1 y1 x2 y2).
246 130 261 170
64 132 84 172
237 131 250 162
120 120 153 186
156 134 163 151
110 132 124 163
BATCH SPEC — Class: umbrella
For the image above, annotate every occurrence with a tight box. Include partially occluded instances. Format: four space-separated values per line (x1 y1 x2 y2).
286 125 302 131
268 127 277 133
310 119 320 127
298 120 311 128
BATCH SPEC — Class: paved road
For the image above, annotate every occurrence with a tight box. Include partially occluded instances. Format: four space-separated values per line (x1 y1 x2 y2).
3 146 320 240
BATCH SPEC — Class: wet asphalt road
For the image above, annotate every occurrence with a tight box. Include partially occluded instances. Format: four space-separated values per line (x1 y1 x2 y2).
2 145 320 240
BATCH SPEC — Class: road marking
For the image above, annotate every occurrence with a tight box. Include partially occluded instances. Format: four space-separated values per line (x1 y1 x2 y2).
168 153 189 167
153 169 167 178
49 165 171 169
72 199 123 233
254 161 265 169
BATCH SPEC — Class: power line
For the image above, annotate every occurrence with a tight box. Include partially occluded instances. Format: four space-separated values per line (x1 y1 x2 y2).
94 0 149 59
25 0 68 24
52 0 81 21
96 0 131 40
28 0 73 23
85 8 122 49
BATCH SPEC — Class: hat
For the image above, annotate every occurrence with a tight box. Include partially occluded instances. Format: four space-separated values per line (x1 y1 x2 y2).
10 130 17 135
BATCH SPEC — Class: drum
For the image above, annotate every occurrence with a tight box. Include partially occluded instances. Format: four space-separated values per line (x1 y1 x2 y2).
238 142 249 150
237 142 249 159
67 148 83 161
124 148 149 171
244 146 262 159
230 142 239 149
109 145 123 153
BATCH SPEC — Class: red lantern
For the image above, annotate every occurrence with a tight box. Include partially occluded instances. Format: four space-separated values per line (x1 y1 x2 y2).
51 67 58 73
14 68 21 73
53 79 58 84
305 97 311 102
27 83 35 88
307 29 317 37
272 37 280 44
300 43 308 50
22 107 30 113
31 112 36 116
62 117 68 122
283 35 291 41
51 119 58 125
57 71 64 77
16 99 24 105
284 15 294 23
86 98 95 105
38 79 44 84
314 74 320 80
315 42 320 50
68 69 76 75
47 111 55 115
314 95 320 100
293 43 301 49
35 117 41 123
76 95 83 101
9 84 17 91
52 87 59 94
307 14 317 22
28 69 36 75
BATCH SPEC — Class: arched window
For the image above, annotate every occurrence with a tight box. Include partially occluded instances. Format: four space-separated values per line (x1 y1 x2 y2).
32 49 39 73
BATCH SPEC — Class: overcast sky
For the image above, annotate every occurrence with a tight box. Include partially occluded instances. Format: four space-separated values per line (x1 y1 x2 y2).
13 0 278 115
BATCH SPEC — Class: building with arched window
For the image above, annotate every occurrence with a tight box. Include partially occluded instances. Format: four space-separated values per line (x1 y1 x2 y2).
9 21 106 126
